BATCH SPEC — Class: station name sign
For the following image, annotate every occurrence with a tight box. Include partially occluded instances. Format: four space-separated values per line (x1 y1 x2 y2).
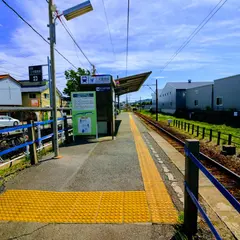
81 75 111 85
29 65 43 82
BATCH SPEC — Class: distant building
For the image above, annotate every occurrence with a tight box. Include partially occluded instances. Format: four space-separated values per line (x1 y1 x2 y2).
20 80 62 120
186 84 213 110
0 74 22 106
158 80 212 114
213 74 240 111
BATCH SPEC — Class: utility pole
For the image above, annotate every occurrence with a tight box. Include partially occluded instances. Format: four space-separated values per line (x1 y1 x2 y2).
156 79 158 121
48 0 59 158
140 97 141 112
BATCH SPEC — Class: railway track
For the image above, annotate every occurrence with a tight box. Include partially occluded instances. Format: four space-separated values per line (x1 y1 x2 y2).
135 112 240 202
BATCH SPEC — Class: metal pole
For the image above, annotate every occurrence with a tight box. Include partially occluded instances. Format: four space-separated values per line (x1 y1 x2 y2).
48 0 59 158
156 79 158 121
184 139 199 238
140 97 141 112
47 56 52 114
27 120 38 165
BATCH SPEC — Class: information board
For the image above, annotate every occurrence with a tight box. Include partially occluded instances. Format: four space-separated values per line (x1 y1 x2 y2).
71 92 97 136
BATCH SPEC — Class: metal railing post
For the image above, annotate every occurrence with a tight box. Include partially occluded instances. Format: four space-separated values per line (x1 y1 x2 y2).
184 122 186 131
196 126 199 137
217 132 221 145
192 124 194 134
228 134 232 145
184 139 200 238
202 127 205 139
188 123 190 132
64 116 70 144
209 129 212 142
27 120 38 165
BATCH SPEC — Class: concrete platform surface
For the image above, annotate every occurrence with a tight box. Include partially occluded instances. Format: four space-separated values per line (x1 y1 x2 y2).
0 113 178 240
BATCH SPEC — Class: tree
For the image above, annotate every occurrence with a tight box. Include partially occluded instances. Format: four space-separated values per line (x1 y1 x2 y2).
63 68 91 96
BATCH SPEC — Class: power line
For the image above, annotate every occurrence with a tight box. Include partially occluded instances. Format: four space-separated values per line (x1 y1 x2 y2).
58 15 95 69
159 0 228 73
2 0 77 70
60 18 86 69
126 0 130 76
101 0 116 60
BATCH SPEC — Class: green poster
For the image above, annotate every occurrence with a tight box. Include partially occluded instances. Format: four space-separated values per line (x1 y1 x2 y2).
71 91 97 136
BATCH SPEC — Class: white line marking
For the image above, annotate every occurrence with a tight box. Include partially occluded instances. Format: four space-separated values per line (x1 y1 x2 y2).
163 167 170 173
166 173 175 181
155 154 159 158
158 160 163 164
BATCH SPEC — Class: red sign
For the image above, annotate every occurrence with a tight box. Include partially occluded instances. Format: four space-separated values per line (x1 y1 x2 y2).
31 99 39 107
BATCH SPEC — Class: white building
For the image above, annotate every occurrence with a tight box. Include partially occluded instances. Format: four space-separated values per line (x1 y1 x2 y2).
0 74 22 106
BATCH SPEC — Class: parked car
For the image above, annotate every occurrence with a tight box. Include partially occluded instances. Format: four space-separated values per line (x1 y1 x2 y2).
0 116 20 127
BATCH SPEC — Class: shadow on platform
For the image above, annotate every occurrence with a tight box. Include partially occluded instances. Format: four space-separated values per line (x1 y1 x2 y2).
115 119 122 136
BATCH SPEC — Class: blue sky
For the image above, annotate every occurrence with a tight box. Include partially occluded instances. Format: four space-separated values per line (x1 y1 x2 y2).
0 0 240 102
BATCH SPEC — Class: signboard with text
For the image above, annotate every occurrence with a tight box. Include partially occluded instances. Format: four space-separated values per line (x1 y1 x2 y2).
29 65 43 82
31 99 39 107
96 86 111 92
80 75 111 85
71 92 97 136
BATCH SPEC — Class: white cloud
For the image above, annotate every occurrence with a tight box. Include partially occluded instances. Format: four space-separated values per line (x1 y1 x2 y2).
154 76 166 79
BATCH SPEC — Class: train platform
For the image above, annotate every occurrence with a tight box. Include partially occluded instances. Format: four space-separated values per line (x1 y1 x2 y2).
0 112 182 239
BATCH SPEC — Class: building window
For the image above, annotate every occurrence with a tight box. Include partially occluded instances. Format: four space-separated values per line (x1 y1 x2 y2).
29 93 36 99
170 92 171 95
194 100 198 106
162 103 164 106
170 102 172 106
216 97 223 106
44 93 50 99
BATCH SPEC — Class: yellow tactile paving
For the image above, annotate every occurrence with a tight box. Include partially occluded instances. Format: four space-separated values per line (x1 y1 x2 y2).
129 114 178 223
0 114 178 224
0 190 150 224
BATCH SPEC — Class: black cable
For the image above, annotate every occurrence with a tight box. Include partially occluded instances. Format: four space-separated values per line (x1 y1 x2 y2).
126 0 130 76
159 0 228 73
101 0 116 60
60 18 87 69
58 16 94 68
2 0 77 70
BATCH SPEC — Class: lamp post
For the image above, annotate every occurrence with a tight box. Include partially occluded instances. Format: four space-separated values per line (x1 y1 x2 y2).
156 79 158 122
48 0 93 158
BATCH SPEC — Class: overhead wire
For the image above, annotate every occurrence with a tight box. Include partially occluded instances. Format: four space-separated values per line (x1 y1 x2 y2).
126 0 130 77
2 0 78 70
57 15 95 69
101 0 116 60
159 0 228 73
60 17 86 69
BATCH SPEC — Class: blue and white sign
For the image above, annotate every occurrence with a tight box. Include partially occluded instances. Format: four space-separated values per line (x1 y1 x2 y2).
81 75 111 85
81 76 89 84
96 86 111 92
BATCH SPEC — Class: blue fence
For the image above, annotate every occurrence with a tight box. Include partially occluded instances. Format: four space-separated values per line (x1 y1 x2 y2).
0 118 69 159
184 147 240 239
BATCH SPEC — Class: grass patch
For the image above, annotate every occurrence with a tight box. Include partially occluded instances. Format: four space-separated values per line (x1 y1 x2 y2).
140 110 240 148
0 158 30 179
